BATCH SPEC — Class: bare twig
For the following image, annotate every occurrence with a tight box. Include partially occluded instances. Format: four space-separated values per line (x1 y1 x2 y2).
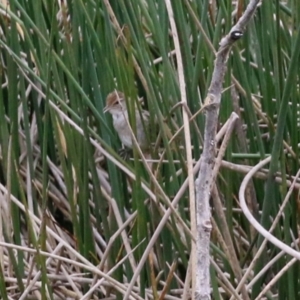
195 1 261 299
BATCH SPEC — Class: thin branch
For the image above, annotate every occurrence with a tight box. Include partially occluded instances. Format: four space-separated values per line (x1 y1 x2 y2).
196 0 261 299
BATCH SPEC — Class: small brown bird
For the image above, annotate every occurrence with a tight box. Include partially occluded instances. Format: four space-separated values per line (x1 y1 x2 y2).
103 91 150 152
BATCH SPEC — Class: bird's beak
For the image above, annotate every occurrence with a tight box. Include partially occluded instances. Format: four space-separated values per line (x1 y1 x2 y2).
103 106 109 113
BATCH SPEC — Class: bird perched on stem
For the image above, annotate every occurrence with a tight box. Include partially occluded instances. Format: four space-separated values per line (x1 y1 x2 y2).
103 90 150 157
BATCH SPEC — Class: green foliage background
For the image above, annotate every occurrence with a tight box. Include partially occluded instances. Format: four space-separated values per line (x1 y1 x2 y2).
0 0 299 299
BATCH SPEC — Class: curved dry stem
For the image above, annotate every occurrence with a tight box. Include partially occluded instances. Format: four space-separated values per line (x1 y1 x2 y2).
235 166 300 298
239 158 300 260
